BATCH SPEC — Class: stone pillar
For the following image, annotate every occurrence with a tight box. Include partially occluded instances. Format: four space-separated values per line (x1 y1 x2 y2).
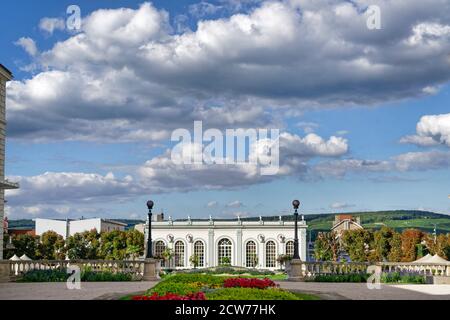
236 229 242 267
0 260 11 282
142 258 159 281
287 259 305 281
300 228 307 261
259 241 264 269
208 229 214 267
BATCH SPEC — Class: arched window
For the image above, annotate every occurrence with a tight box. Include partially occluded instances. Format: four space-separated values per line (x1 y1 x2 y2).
266 241 276 268
154 240 166 267
194 241 205 267
245 241 257 268
286 241 294 258
218 238 232 265
174 241 185 267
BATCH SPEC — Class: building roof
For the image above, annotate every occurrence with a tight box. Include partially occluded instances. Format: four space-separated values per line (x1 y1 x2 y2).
0 64 13 80
331 218 363 232
101 219 127 226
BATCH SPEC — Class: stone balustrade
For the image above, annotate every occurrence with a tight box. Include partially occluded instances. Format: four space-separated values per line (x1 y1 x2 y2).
0 259 160 282
287 260 450 280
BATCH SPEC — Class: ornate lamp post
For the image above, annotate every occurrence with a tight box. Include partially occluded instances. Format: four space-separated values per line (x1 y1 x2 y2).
292 199 300 260
146 200 154 259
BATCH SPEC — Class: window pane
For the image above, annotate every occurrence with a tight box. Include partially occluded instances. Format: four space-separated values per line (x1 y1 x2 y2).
174 241 185 267
194 241 205 267
218 238 232 265
154 241 166 267
286 241 294 258
246 241 257 268
266 241 276 268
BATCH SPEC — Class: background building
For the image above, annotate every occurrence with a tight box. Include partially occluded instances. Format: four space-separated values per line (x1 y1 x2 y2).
140 215 308 270
331 214 363 238
35 218 127 239
0 64 19 260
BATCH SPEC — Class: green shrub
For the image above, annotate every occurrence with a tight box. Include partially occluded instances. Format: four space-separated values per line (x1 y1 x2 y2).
381 272 425 284
19 269 68 282
181 267 275 276
148 282 202 296
205 288 301 300
19 269 133 282
311 273 369 283
163 274 227 286
81 271 132 282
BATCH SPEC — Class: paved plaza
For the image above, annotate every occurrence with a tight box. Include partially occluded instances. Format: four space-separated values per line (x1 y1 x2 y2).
277 282 450 300
0 281 157 300
1 281 450 300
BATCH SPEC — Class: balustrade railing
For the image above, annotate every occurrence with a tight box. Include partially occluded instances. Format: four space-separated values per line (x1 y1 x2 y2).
289 261 450 279
3 259 146 280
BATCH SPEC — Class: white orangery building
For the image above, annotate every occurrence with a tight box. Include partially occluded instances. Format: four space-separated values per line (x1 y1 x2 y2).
142 215 308 270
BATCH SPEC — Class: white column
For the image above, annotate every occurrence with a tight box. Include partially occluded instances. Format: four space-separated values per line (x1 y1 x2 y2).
300 228 307 261
259 241 264 269
208 229 214 267
236 229 242 267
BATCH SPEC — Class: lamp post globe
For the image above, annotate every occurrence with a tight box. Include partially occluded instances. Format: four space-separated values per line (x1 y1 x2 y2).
146 200 154 259
292 199 301 260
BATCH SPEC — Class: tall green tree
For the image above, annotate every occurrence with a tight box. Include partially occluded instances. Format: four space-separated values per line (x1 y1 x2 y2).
10 234 39 259
36 231 65 260
125 229 144 259
65 229 101 259
373 227 395 261
99 230 128 260
387 232 403 262
341 229 373 262
314 232 340 261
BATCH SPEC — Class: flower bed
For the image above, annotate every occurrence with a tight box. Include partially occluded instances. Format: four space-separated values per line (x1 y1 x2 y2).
223 277 276 289
132 273 314 300
132 292 206 300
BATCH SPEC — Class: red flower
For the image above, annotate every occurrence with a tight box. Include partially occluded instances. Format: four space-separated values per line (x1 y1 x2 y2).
223 277 276 289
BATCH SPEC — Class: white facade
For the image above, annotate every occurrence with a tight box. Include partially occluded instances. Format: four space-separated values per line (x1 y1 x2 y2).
0 64 19 260
143 217 308 270
35 218 126 239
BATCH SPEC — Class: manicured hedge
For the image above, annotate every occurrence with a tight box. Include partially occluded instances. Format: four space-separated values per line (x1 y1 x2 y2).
205 288 300 300
381 272 425 284
181 267 275 276
19 269 133 282
310 272 426 284
311 274 370 283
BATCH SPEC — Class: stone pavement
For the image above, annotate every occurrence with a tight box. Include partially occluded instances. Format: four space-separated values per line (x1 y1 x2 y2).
2 281 450 300
276 281 450 300
0 281 158 300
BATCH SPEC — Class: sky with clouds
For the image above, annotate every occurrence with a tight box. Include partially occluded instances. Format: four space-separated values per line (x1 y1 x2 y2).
1 0 450 220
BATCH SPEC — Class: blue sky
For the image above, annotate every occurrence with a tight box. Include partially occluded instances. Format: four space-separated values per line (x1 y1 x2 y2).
2 0 450 220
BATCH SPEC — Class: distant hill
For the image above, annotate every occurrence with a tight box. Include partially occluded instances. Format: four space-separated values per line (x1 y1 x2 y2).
8 210 450 240
253 210 450 240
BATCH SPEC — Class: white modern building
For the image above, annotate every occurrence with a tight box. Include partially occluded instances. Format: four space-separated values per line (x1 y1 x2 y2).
35 218 127 239
140 215 308 270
